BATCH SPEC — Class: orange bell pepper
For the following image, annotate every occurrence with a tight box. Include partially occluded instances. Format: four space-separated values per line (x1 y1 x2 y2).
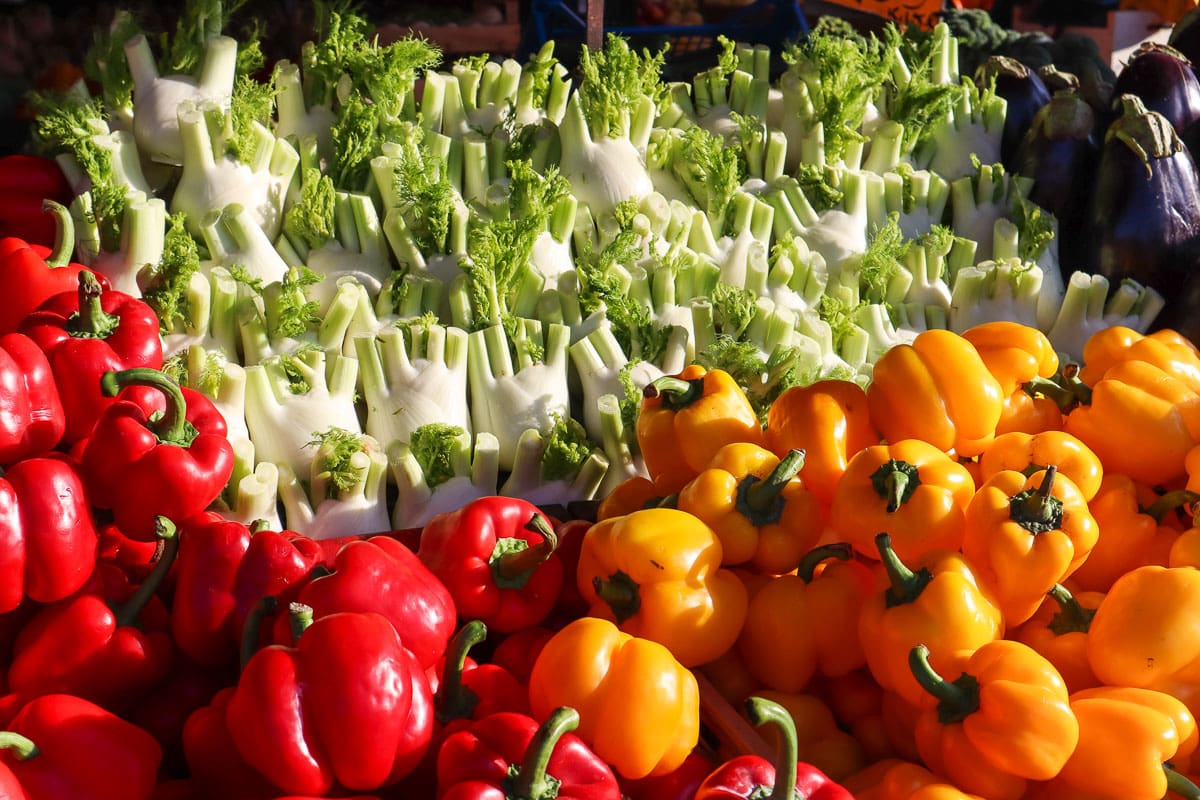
636 365 765 494
1077 325 1200 391
910 640 1079 800
977 429 1103 502
857 533 1004 708
961 320 1064 436
828 439 976 563
526 616 699 780
1024 686 1200 800
850 759 990 800
737 543 874 692
595 475 662 521
961 466 1099 626
765 379 880 506
1010 583 1103 694
866 329 1005 457
752 689 869 782
575 507 748 667
677 444 824 573
1063 359 1200 487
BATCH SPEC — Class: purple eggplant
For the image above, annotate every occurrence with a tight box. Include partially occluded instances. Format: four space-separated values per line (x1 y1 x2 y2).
977 55 1052 169
1084 94 1200 340
1108 43 1200 140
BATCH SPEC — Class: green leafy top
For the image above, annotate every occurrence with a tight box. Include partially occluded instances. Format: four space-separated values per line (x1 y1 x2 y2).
275 266 323 339
882 25 965 154
577 33 668 140
227 73 277 163
142 212 201 332
712 283 757 337
696 336 807 424
665 126 743 232
308 426 367 497
84 9 144 111
392 123 455 253
410 422 467 490
541 414 595 482
283 167 338 252
858 212 909 304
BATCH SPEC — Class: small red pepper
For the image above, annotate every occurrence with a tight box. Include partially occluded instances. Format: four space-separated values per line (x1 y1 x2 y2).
0 157 73 247
80 367 234 540
418 497 563 633
435 706 621 800
694 696 854 800
0 331 64 464
0 693 162 800
20 270 162 443
0 454 99 614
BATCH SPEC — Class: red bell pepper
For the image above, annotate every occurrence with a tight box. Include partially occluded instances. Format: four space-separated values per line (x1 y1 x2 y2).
694 697 854 800
0 331 64 464
620 750 718 800
417 497 563 633
127 658 233 779
19 270 162 443
0 693 162 800
0 454 99 614
226 604 435 795
280 535 456 671
171 512 326 668
435 706 621 800
549 518 592 623
0 157 73 247
182 686 281 800
6 517 177 714
434 620 529 727
80 367 234 540
490 626 556 684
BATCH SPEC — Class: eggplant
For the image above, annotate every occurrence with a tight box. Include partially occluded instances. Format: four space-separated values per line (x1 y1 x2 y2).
976 56 1052 169
1014 88 1100 262
1107 43 1200 143
1084 94 1200 341
1168 5 1200 74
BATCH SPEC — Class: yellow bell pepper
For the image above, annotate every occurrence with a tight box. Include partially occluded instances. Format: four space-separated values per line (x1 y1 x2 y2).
962 320 1064 436
977 429 1103 502
575 507 748 667
1077 325 1200 392
527 616 700 780
1010 583 1104 694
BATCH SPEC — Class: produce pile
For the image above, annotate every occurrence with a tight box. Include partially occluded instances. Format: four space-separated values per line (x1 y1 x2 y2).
2 0 1200 797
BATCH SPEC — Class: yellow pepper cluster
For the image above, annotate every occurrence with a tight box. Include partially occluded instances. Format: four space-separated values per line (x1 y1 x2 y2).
543 320 1200 798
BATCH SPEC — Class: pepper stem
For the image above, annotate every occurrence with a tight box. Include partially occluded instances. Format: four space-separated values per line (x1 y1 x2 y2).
436 620 487 724
909 644 981 724
1010 466 1064 534
100 368 200 447
738 449 805 524
643 375 704 411
113 517 179 629
870 459 921 512
289 602 315 643
240 595 279 670
1046 583 1095 636
797 542 852 583
42 199 74 268
593 569 640 624
505 706 578 799
66 270 120 339
744 696 799 800
1166 764 1200 800
875 532 931 607
490 514 558 590
0 731 39 761
1143 489 1200 524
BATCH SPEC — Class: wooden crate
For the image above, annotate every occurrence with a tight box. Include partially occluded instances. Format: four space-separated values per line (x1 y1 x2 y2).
377 1 522 57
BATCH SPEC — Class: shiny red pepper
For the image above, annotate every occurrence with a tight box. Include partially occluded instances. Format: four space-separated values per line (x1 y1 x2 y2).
226 605 435 796
0 331 63 464
436 706 621 800
79 367 234 540
6 518 177 714
0 158 73 247
0 454 99 614
20 270 162 443
620 750 718 800
182 687 280 800
434 620 530 728
417 497 563 633
694 697 854 800
0 693 162 800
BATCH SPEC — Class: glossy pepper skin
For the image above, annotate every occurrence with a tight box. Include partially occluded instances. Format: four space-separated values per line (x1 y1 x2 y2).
977 430 1103 502
694 696 853 800
677 444 824 573
81 368 234 540
765 379 880 506
226 606 435 796
1076 475 1185 591
0 332 63 464
849 760 989 800
418 497 561 634
0 159 73 247
858 533 1004 708
20 270 162 443
576 506 748 667
0 693 162 800
828 439 976 563
182 686 282 800
1011 584 1104 694
435 707 620 800
0 455 98 614
1077 325 1200 391
962 320 1064 435
636 365 765 494
866 328 1005 457
911 640 1079 800
527 616 700 780
962 466 1099 625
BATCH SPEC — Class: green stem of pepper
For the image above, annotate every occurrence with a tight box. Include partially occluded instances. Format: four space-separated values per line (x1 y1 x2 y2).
507 706 579 800
0 731 39 760
100 368 199 448
744 696 800 800
738 449 805 524
113 517 178 629
491 513 558 590
875 532 932 607
796 542 853 584
644 375 704 411
436 620 486 724
42 199 74 268
67 270 120 339
909 643 980 724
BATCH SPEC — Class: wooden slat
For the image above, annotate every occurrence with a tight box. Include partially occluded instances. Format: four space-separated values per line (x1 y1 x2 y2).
696 671 775 763
587 0 605 51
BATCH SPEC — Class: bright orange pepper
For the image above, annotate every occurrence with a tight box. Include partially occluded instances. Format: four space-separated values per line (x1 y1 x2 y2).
911 640 1079 800
1077 325 1200 391
961 466 1099 626
1010 583 1104 694
765 379 880 506
677 444 824 573
962 320 1064 436
977 429 1103 502
595 475 661 521
526 616 699 780
636 365 765 494
737 544 874 692
575 507 748 667
752 689 868 782
866 329 1005 457
1075 475 1189 591
857 533 1004 708
828 439 976 563
880 689 923 764
850 760 990 800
